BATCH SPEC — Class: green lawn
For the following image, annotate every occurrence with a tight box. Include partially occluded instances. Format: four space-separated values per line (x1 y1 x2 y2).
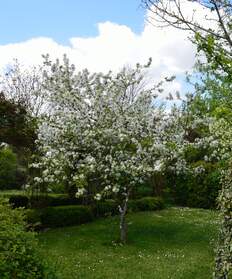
0 189 65 197
39 207 220 279
0 189 26 196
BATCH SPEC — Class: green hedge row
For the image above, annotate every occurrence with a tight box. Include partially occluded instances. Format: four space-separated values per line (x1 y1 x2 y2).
92 197 165 217
41 205 93 228
26 197 165 229
8 194 83 209
8 194 165 211
129 197 165 212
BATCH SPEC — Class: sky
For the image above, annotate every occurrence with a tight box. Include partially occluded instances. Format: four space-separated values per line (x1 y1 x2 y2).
0 0 144 45
0 0 214 98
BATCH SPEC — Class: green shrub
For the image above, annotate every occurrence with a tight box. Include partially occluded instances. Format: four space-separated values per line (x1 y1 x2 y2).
29 195 54 208
30 195 84 208
0 198 57 279
92 200 118 217
8 194 53 209
133 183 153 199
25 209 43 231
9 194 29 208
128 200 139 212
167 161 221 209
134 197 165 211
25 197 165 229
0 147 17 190
7 194 84 209
48 196 83 207
40 205 93 228
92 198 165 218
14 166 27 189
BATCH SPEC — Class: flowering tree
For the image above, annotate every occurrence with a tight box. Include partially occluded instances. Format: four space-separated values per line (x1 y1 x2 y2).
31 56 173 243
0 60 47 117
142 1 232 277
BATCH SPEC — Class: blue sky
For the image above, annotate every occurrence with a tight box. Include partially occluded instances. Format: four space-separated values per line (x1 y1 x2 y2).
1 0 144 45
0 0 204 97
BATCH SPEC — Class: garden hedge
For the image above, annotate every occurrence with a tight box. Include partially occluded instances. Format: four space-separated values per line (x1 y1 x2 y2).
39 205 94 228
26 197 165 229
132 197 165 211
8 194 84 209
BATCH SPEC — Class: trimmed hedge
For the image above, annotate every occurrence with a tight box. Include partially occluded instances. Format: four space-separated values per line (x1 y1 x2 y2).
92 197 165 217
133 197 165 211
48 196 83 207
9 194 29 208
8 195 163 212
92 200 118 217
26 197 165 229
7 194 84 209
40 205 93 228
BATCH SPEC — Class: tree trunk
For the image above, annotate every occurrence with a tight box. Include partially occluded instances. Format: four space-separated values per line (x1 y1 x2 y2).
119 195 129 244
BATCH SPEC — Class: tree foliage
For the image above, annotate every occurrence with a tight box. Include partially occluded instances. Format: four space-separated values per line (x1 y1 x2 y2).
141 1 232 277
0 92 36 150
0 60 47 117
0 146 17 190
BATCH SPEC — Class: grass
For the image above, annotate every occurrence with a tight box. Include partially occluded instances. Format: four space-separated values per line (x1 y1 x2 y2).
0 189 26 196
0 189 65 197
39 207 220 279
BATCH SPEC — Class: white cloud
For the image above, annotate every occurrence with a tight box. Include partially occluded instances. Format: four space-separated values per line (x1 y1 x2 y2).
0 20 197 75
0 0 217 92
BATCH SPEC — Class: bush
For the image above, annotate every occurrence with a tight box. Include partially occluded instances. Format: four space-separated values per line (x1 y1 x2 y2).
25 209 43 231
29 195 84 208
48 196 83 207
92 200 118 217
14 167 27 189
127 200 139 212
6 193 84 209
132 183 153 199
25 197 165 229
40 205 94 228
0 147 17 190
133 197 165 211
9 194 29 208
92 198 165 218
6 194 51 209
0 198 57 279
29 195 54 208
167 161 221 209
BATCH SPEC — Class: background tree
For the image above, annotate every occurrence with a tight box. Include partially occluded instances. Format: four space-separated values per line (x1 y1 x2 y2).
0 92 37 189
0 146 17 190
141 1 232 277
0 60 47 117
0 92 36 150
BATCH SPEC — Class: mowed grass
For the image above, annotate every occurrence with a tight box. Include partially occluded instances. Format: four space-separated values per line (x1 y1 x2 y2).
0 189 65 197
39 207 219 279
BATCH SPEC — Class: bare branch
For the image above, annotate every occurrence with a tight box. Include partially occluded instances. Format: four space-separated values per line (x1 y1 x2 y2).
142 0 232 46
